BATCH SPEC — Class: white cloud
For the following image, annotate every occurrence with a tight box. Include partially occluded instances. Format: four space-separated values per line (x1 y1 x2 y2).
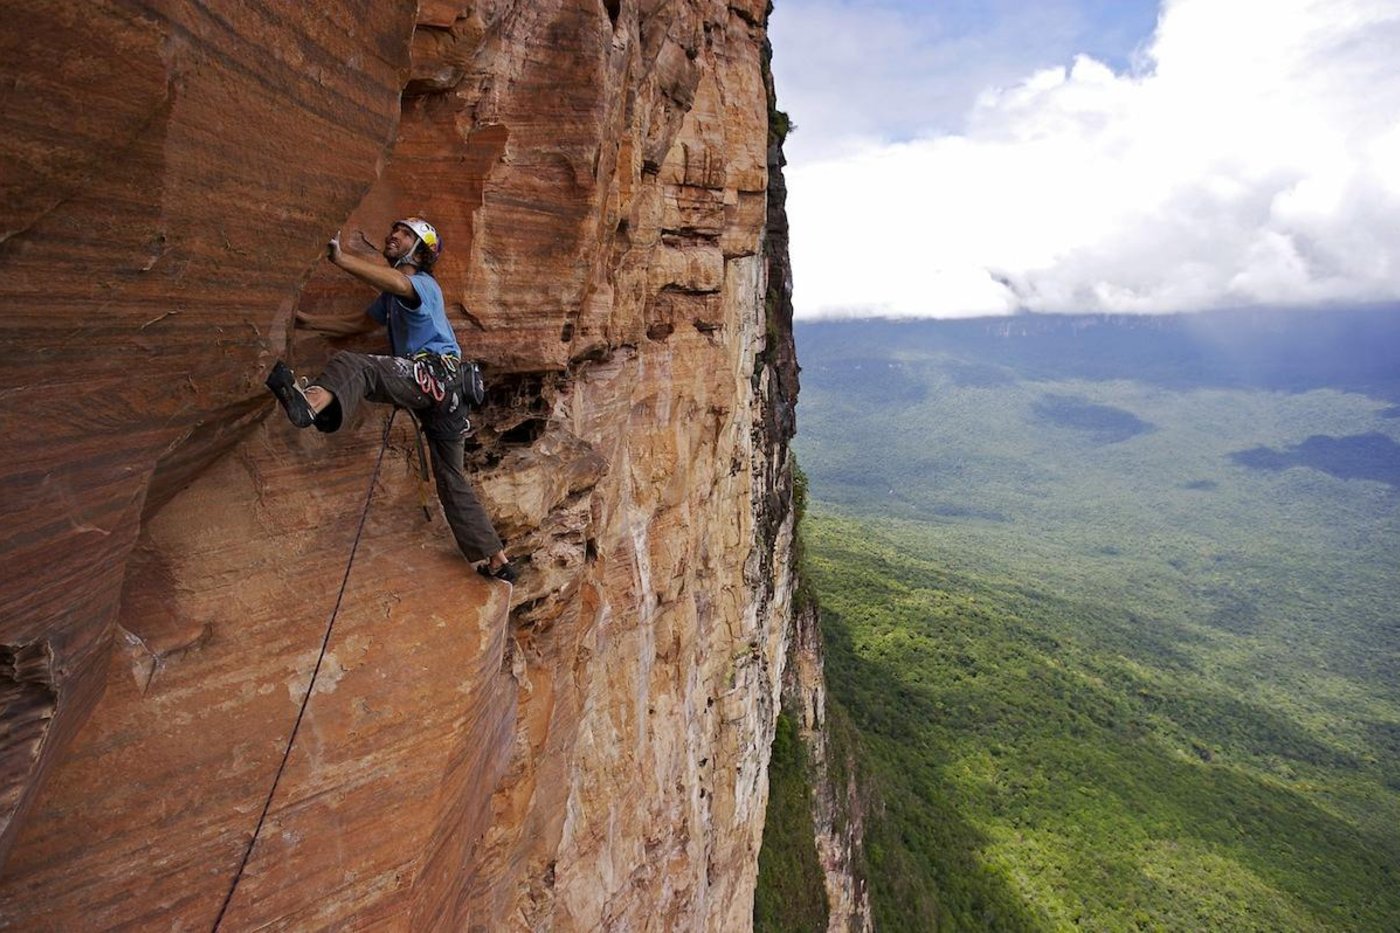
770 0 1155 163
784 0 1400 318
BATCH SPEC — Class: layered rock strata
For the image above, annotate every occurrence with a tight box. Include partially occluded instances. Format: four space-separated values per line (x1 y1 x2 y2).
0 0 420 868
0 0 803 929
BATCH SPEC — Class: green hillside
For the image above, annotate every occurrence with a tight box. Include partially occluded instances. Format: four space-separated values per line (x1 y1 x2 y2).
785 312 1400 930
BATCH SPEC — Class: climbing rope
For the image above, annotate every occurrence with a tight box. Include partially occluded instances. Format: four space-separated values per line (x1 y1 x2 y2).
211 408 399 931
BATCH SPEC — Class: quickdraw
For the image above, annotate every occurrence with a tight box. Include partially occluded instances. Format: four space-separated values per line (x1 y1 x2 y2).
413 358 445 401
411 351 459 403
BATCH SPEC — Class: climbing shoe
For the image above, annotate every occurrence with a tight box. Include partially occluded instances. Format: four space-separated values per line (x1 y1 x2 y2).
477 561 518 584
265 360 317 428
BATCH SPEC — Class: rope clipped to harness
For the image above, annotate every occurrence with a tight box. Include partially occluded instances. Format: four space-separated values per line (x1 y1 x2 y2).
211 409 399 932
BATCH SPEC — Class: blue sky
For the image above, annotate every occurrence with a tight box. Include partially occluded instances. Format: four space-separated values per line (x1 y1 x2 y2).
769 0 1400 318
772 0 1161 157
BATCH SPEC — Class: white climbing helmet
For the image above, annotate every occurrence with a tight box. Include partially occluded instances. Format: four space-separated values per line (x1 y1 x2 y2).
394 216 442 261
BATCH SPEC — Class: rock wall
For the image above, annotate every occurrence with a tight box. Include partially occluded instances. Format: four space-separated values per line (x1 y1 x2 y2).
0 0 421 869
784 603 872 932
756 39 866 930
0 0 802 928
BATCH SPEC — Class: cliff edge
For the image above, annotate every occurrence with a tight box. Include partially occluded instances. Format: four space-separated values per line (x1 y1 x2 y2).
0 1 802 928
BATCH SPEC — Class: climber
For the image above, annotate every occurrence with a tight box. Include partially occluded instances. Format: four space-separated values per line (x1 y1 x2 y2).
265 217 516 583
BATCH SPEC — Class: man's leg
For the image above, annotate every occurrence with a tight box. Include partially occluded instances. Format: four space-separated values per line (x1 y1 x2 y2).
301 352 430 432
426 430 508 569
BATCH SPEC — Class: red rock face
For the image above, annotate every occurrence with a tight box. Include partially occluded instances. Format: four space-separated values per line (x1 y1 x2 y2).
0 0 418 867
0 0 799 927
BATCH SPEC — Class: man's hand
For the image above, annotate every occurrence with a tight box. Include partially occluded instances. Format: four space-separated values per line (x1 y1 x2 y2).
325 232 417 299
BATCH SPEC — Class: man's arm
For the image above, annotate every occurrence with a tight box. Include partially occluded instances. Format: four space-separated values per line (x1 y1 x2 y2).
326 234 416 298
296 234 411 334
295 306 376 335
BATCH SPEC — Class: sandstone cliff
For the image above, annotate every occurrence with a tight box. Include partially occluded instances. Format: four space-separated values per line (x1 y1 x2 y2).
784 602 873 932
0 1 806 928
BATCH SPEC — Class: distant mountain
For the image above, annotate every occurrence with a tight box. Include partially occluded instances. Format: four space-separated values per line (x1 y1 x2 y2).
799 306 1400 400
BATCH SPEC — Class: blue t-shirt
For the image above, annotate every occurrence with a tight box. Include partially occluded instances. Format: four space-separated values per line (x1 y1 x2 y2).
366 273 461 358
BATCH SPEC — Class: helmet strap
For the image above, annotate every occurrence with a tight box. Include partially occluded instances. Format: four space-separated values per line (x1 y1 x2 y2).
393 233 423 270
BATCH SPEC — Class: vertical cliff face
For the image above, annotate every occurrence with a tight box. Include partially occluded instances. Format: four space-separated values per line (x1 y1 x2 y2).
757 54 867 924
784 603 873 932
0 0 419 869
0 1 801 928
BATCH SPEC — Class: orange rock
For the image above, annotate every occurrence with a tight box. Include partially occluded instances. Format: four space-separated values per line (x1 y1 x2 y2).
0 0 418 870
0 0 803 928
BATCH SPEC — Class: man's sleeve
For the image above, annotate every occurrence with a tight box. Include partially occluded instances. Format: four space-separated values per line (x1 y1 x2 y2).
366 294 388 324
402 274 431 313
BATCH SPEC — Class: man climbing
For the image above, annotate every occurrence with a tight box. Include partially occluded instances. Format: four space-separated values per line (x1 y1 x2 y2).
265 217 516 583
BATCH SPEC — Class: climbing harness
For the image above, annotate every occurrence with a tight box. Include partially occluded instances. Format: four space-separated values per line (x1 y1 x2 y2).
412 351 479 442
211 409 399 932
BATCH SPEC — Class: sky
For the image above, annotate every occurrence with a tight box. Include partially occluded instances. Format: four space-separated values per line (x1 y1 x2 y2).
769 0 1400 319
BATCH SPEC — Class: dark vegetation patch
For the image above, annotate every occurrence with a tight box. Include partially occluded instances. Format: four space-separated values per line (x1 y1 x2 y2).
1365 719 1400 768
819 605 1042 930
754 712 829 932
820 466 878 487
1182 479 1218 491
1202 587 1262 634
1031 394 1154 444
1230 432 1400 487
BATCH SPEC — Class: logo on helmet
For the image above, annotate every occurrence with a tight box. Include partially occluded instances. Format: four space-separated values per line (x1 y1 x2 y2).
396 217 442 260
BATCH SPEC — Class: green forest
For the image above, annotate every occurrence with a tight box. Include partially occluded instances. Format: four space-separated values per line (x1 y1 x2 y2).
757 311 1400 930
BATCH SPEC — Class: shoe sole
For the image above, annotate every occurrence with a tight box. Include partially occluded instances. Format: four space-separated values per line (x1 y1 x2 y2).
265 361 316 428
477 563 517 584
